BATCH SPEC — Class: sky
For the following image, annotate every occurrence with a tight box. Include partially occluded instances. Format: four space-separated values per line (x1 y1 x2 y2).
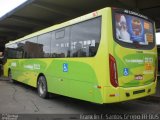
0 0 160 45
0 0 27 18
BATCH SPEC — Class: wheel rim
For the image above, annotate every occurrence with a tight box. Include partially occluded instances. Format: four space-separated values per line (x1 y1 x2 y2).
38 77 46 95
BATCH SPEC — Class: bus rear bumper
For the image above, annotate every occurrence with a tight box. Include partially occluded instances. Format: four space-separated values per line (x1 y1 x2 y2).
103 82 156 103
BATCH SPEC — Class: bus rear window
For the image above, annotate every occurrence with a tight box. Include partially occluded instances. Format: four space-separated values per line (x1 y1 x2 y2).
113 10 155 49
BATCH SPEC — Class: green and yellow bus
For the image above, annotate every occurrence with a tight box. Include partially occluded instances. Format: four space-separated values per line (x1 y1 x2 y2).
3 7 157 104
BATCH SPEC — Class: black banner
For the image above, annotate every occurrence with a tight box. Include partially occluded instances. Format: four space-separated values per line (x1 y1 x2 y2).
0 113 160 120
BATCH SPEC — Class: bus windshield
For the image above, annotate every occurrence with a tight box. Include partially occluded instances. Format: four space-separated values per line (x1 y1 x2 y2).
113 9 155 49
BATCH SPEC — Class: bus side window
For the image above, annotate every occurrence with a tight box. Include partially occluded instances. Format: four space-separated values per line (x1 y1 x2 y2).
89 43 99 56
22 37 39 58
51 27 70 58
70 17 101 57
6 42 24 59
72 42 86 57
38 32 51 58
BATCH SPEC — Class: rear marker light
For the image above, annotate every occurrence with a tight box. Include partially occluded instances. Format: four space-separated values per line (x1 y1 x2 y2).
97 86 101 89
109 94 115 97
109 94 119 97
92 11 98 17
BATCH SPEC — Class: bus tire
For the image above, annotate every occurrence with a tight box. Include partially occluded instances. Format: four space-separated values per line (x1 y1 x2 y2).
37 76 49 99
8 69 14 83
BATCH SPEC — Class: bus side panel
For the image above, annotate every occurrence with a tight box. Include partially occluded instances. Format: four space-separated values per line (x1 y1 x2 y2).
46 59 103 103
3 7 113 104
17 59 53 87
7 59 51 87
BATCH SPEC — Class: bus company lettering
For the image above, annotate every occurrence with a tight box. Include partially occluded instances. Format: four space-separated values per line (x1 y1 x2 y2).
144 57 153 63
125 57 153 64
24 64 40 70
124 10 148 20
11 62 17 67
34 64 40 70
125 59 144 64
24 65 33 70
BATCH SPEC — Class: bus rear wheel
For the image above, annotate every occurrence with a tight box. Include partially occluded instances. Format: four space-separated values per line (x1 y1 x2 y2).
37 76 49 99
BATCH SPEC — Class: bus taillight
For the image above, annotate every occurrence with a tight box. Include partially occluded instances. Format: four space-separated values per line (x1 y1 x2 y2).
109 54 118 87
